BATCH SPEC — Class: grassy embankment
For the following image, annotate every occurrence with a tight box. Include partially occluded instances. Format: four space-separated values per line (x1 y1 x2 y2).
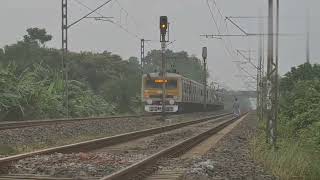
252 63 320 179
252 121 320 179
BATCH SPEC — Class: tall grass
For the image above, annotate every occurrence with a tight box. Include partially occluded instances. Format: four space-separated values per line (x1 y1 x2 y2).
252 126 320 179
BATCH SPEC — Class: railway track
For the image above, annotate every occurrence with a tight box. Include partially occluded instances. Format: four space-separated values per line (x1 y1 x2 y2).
0 111 223 131
0 114 156 131
0 174 99 180
0 112 230 173
101 112 248 180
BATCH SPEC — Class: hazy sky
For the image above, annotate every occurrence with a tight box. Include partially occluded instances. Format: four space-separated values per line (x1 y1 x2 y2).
1 0 319 90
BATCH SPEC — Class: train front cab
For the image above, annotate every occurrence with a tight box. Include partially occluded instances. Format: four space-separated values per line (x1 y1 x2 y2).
142 75 181 113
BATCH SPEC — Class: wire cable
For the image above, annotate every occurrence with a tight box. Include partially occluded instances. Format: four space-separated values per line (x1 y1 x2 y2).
72 0 141 40
113 0 141 33
206 0 221 34
206 0 258 86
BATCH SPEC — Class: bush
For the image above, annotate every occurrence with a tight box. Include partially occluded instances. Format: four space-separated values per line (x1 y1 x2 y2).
254 63 320 179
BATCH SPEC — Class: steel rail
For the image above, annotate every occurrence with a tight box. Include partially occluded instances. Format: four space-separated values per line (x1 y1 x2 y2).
0 111 223 131
0 175 91 180
101 113 248 180
0 113 231 167
0 114 157 131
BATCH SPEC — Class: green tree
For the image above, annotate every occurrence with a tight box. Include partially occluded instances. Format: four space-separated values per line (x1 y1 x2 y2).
280 63 320 95
279 63 320 146
2 28 59 73
0 48 4 63
144 50 204 82
24 28 52 46
0 27 212 121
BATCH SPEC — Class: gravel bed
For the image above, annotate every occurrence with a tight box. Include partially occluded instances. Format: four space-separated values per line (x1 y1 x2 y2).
145 129 193 152
6 115 226 177
182 113 276 180
7 152 147 178
147 113 275 180
5 129 193 177
0 112 222 155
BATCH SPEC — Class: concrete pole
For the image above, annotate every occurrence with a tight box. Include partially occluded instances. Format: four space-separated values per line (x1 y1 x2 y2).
202 47 208 110
161 36 167 119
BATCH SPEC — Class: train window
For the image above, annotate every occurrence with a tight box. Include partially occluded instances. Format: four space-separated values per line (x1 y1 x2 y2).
146 79 177 89
166 80 178 89
146 80 162 89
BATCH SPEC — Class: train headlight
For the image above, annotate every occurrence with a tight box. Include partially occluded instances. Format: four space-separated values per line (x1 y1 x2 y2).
147 99 153 105
169 99 175 105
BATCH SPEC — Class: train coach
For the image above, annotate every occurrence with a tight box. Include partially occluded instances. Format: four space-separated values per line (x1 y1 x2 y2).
142 72 224 113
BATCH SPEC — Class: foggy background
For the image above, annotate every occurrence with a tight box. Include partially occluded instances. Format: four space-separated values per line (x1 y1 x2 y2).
1 0 319 90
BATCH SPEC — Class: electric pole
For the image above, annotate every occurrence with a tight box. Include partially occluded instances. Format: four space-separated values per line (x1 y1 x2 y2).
61 0 113 119
141 39 145 70
202 47 208 110
274 0 279 147
140 39 153 73
160 16 169 120
62 0 69 118
266 0 278 147
306 9 310 64
257 43 261 119
258 12 265 122
266 0 273 144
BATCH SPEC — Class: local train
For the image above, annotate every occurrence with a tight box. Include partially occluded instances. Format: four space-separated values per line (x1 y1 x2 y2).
141 72 224 113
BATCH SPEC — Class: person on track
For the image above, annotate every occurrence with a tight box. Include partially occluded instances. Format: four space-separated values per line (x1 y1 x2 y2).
233 97 241 117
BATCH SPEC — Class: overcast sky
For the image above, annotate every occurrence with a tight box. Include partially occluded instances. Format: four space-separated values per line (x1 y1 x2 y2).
1 0 319 90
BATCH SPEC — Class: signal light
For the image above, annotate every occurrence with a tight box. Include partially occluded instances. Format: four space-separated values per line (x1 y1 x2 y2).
160 16 168 35
202 47 208 60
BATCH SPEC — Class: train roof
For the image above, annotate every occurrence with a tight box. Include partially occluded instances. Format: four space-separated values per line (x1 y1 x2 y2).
143 72 220 92
142 72 182 78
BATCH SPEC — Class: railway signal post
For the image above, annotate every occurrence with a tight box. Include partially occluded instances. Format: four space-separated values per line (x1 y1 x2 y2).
160 16 169 120
202 47 208 110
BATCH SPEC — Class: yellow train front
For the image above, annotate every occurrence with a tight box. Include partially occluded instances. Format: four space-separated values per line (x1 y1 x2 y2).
142 73 224 113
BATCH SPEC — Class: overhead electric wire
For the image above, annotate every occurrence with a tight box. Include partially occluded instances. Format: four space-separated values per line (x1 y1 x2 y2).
113 0 141 33
206 0 253 88
72 0 141 40
237 64 257 80
206 0 258 86
206 0 238 59
68 0 113 28
206 0 221 34
213 1 260 72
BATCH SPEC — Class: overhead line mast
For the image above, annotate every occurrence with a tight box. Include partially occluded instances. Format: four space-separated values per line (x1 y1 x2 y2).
61 0 113 119
306 9 310 64
266 0 279 147
203 0 280 147
62 0 68 118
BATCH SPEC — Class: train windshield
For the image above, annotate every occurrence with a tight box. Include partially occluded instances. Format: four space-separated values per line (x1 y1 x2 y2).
146 79 177 89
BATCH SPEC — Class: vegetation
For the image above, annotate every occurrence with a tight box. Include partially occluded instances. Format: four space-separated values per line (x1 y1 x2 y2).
254 63 320 179
144 50 205 82
0 28 205 121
